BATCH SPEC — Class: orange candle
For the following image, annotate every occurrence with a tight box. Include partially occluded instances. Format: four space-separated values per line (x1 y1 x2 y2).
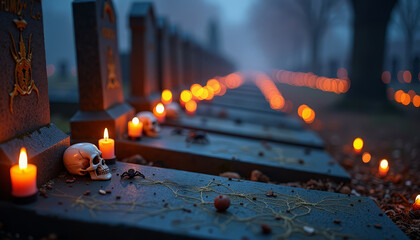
98 128 115 160
185 100 197 115
161 89 173 105
413 195 420 211
353 137 363 153
378 159 389 177
10 147 37 198
128 117 143 138
153 103 166 123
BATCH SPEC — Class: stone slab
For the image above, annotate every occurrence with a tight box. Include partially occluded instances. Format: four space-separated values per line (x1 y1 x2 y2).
0 162 407 239
0 124 69 200
71 102 135 141
157 17 173 91
116 127 346 182
196 104 303 130
0 1 49 142
128 2 160 111
73 0 125 111
164 116 324 149
169 26 184 90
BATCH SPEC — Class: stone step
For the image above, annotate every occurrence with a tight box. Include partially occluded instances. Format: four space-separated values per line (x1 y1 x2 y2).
116 126 348 183
0 162 407 239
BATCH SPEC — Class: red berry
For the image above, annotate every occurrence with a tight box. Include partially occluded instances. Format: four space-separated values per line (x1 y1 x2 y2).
214 195 230 211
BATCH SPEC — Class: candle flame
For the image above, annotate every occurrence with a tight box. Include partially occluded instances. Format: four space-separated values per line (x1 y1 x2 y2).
104 128 109 141
185 100 197 112
380 159 388 169
161 90 172 104
156 103 165 114
353 138 363 151
19 147 28 169
180 90 192 103
132 117 139 125
416 195 420 203
362 152 371 163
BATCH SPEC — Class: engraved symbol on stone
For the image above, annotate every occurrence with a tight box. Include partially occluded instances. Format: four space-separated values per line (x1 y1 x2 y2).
106 47 119 89
102 0 114 23
9 18 39 114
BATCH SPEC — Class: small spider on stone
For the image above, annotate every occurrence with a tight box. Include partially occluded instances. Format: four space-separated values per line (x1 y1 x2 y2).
120 169 145 180
186 130 210 144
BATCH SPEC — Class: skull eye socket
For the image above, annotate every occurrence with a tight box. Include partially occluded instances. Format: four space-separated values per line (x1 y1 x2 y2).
93 156 100 165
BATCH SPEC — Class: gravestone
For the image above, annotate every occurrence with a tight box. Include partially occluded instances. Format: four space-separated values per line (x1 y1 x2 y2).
196 104 303 130
0 0 70 199
0 162 408 239
128 2 160 112
182 35 193 86
116 126 342 182
169 26 184 89
164 116 323 149
156 17 173 92
70 0 135 141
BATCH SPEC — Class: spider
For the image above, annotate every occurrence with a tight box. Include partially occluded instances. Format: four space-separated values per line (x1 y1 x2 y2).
120 169 145 180
171 128 184 135
186 130 209 144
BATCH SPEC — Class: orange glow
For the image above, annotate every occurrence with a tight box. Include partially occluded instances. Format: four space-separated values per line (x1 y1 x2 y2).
353 138 363 152
206 79 221 94
185 100 197 114
19 147 28 169
190 84 202 98
217 83 227 96
203 86 214 100
180 90 193 103
401 93 411 105
394 90 404 103
403 71 412 83
413 195 420 211
301 108 312 119
225 73 243 89
413 95 420 107
161 89 172 104
382 71 391 84
104 128 109 141
298 104 308 117
269 95 285 110
155 103 165 114
379 159 389 177
362 152 371 163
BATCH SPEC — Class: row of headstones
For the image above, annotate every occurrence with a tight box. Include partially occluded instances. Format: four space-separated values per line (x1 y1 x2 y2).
0 2 410 239
71 0 234 142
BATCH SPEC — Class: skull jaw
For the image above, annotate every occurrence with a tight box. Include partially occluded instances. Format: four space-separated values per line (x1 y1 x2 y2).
88 170 112 180
145 129 160 138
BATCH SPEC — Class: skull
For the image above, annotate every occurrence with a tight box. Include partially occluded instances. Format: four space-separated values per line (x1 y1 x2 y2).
63 143 111 181
166 102 181 120
136 111 160 137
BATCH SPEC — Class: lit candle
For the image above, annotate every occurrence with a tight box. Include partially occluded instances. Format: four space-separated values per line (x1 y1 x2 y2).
353 137 363 153
185 100 197 115
10 147 37 202
161 89 173 105
98 128 115 162
378 159 389 177
153 103 166 123
413 195 420 211
128 117 143 140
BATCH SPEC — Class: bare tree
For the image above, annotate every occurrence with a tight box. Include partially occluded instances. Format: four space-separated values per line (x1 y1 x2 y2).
394 0 420 71
347 0 397 106
249 0 348 73
293 0 344 73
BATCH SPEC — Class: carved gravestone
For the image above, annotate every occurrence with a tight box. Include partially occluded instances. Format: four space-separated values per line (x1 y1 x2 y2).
128 2 160 112
70 0 135 141
156 17 173 91
169 26 184 89
0 0 70 199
